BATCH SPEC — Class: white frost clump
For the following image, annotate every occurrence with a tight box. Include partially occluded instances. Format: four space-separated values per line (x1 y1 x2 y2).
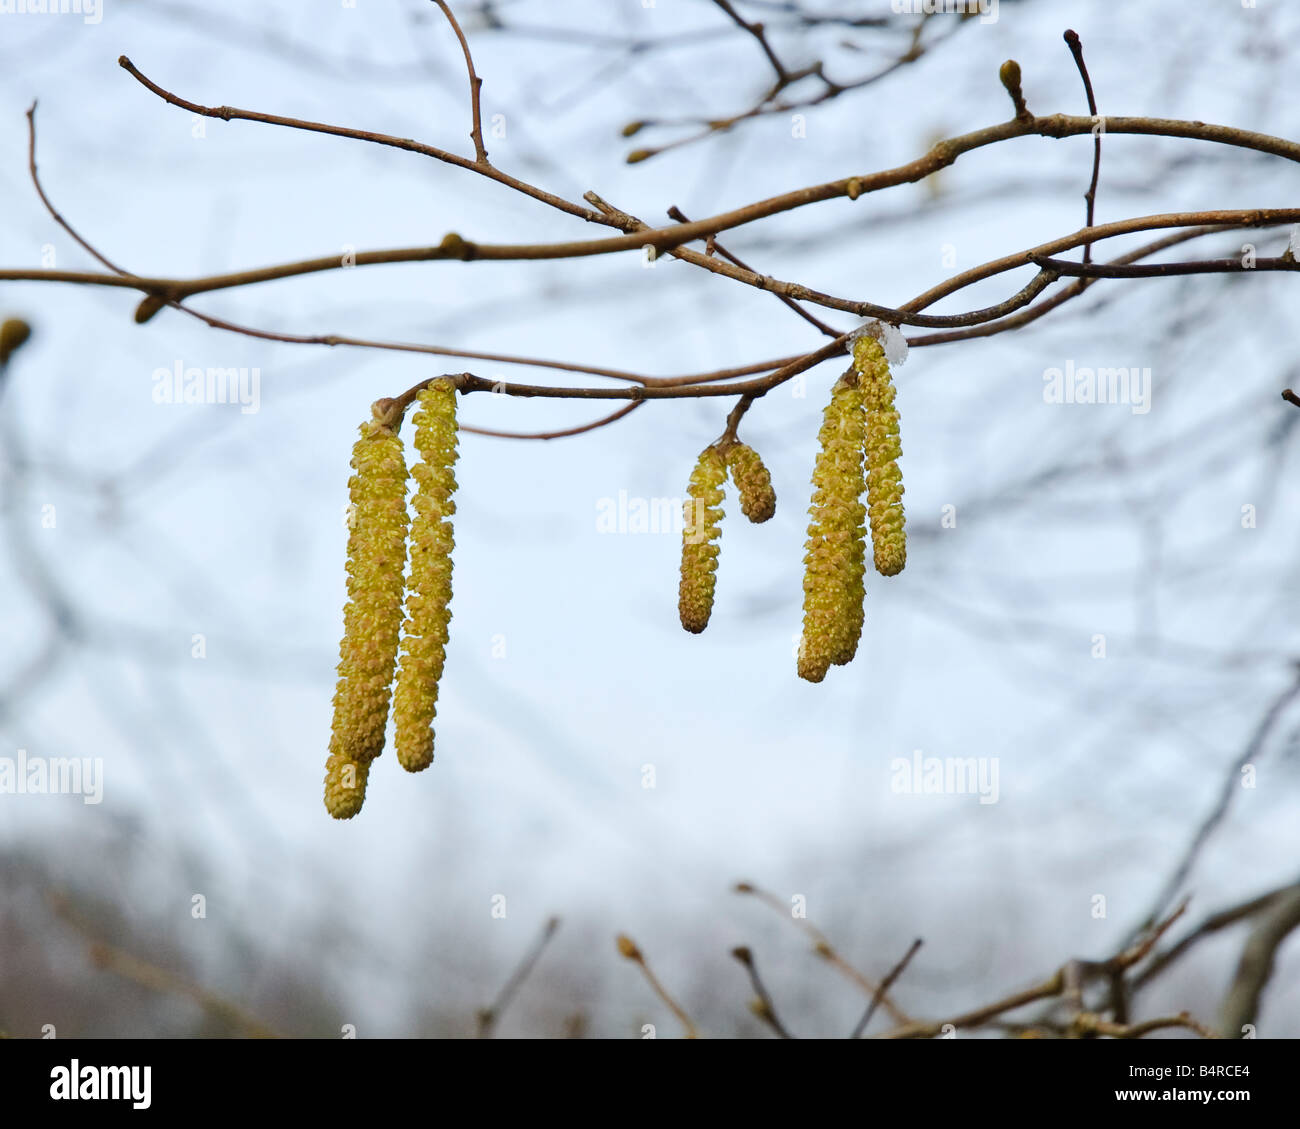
1289 224 1300 259
848 319 908 368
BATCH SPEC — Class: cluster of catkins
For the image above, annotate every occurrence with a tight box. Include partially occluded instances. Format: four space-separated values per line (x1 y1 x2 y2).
324 379 459 820
677 441 777 633
677 333 905 682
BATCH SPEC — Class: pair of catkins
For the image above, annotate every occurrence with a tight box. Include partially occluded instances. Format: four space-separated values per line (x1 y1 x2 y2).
677 335 905 682
324 380 459 819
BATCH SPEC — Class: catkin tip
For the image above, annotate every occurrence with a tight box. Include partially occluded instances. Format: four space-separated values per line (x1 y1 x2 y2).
324 752 371 820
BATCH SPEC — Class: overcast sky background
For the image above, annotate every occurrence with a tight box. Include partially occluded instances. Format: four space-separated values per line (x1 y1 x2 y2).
1 0 1298 1037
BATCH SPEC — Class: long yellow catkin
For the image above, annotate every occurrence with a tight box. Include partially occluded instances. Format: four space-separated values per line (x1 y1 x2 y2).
799 376 867 682
678 446 726 634
725 442 777 523
393 381 459 772
853 336 906 577
324 406 410 819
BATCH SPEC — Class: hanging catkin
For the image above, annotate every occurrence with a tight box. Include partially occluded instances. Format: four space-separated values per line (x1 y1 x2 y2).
393 380 459 772
853 336 906 577
678 446 726 634
799 376 867 682
324 405 409 818
725 442 777 524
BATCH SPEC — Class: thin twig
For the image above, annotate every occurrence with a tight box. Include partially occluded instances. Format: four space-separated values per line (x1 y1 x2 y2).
116 55 598 222
909 224 1280 346
667 204 841 337
850 938 922 1038
476 916 560 1037
731 946 794 1038
1133 881 1297 992
1127 673 1300 945
712 0 789 85
433 0 489 164
874 903 1187 1039
49 892 277 1038
1063 30 1101 265
734 881 911 1024
616 934 699 1038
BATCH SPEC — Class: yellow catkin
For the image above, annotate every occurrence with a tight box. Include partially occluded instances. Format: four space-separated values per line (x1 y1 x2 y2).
853 336 906 577
678 446 726 634
324 407 409 819
725 442 777 523
393 380 459 772
799 376 867 682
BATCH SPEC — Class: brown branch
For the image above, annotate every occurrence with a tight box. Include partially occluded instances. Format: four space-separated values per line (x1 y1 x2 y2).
1283 390 1300 408
389 335 851 409
874 903 1187 1039
905 209 1300 314
11 205 1294 332
908 224 1276 347
115 55 1300 272
2 53 1289 415
24 103 694 393
1031 254 1300 278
